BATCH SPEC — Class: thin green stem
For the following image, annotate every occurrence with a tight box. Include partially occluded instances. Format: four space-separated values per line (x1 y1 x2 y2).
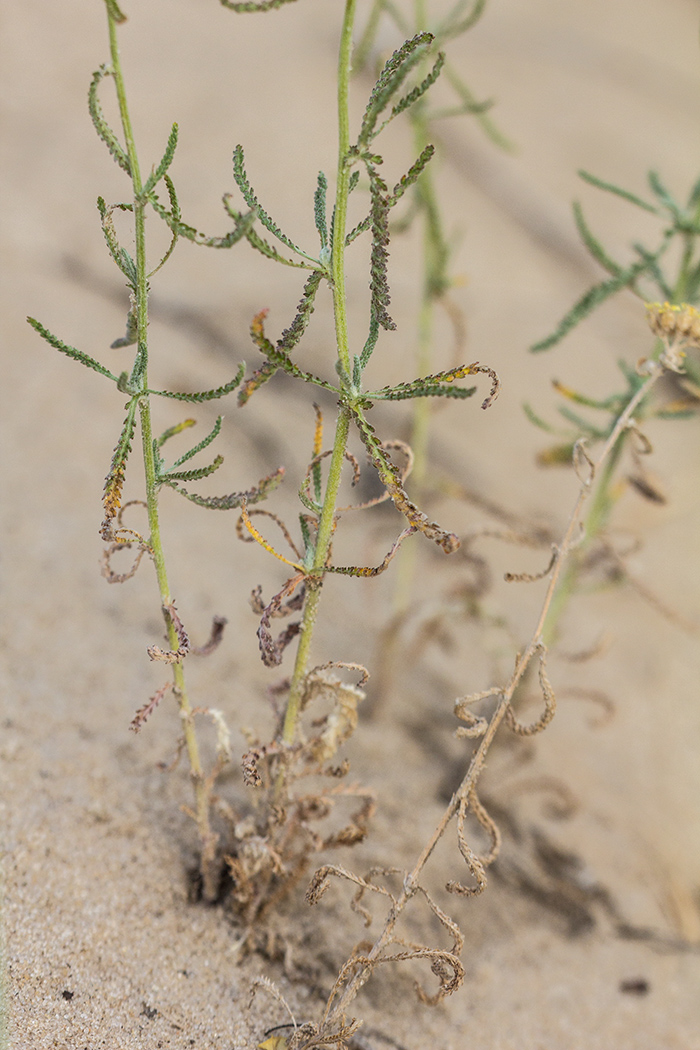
106 5 217 897
541 431 625 647
279 0 358 748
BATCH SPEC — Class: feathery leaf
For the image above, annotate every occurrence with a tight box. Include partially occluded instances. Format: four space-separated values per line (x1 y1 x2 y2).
88 66 130 174
387 145 436 209
389 52 445 127
367 164 396 331
233 145 317 263
647 170 683 221
572 202 623 277
314 171 329 250
277 270 324 354
168 466 285 510
97 197 137 286
353 406 459 553
220 0 298 10
141 123 179 198
359 32 433 145
27 318 119 382
147 363 245 403
161 456 224 484
170 416 223 468
530 247 671 353
577 170 658 214
148 174 179 277
149 188 256 248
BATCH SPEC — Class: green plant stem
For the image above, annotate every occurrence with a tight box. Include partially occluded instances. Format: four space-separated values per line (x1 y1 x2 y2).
279 0 358 749
106 6 217 896
540 414 626 648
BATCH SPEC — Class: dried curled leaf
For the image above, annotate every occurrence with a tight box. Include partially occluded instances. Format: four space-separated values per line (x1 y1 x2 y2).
190 615 227 657
446 793 488 898
353 407 459 552
147 601 190 664
256 573 306 667
301 667 367 765
129 682 172 733
504 644 556 736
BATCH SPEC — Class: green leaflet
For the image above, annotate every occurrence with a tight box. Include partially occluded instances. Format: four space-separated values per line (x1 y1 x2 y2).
359 32 434 145
97 197 137 286
169 416 223 468
27 318 119 382
233 145 318 264
572 202 623 278
352 405 460 554
168 466 285 510
530 243 671 353
141 123 178 199
219 0 298 10
277 271 324 354
314 172 329 251
149 187 256 249
387 51 445 128
366 163 395 331
160 456 224 485
577 169 658 214
88 65 130 174
147 363 245 403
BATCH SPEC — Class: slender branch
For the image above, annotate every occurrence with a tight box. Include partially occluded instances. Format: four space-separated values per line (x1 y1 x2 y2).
279 0 358 749
106 4 218 898
322 362 662 1024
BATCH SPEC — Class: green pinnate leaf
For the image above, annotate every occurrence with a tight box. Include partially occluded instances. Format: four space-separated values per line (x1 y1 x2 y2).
530 245 672 353
149 187 256 249
577 170 658 214
232 145 317 264
141 123 178 198
27 318 119 382
387 145 436 209
220 0 298 10
572 202 623 278
359 32 433 145
367 164 395 331
246 308 339 393
97 197 137 286
388 51 445 127
369 362 488 402
161 456 224 484
147 363 245 403
314 172 329 251
170 416 223 468
89 66 130 174
647 170 684 221
168 466 285 510
277 271 324 355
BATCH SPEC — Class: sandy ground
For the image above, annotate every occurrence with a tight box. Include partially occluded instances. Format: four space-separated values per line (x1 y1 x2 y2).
2 0 700 1047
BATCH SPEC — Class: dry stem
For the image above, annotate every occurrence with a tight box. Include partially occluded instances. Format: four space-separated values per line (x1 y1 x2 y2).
316 360 663 1031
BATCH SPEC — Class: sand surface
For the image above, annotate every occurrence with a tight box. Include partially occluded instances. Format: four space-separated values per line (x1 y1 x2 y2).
2 1 700 1047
